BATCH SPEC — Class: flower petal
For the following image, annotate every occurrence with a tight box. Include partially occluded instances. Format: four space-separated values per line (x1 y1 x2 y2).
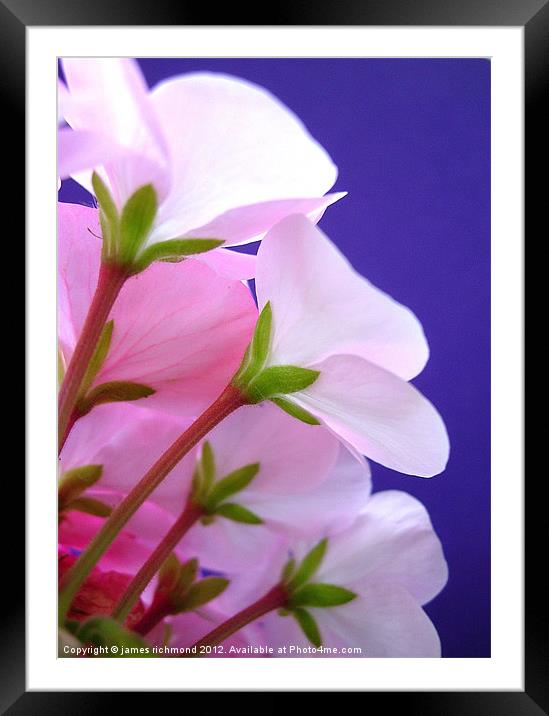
244 446 372 538
256 214 429 380
318 491 448 605
61 58 170 204
180 193 346 248
295 354 450 477
58 202 257 417
148 73 338 242
197 248 257 281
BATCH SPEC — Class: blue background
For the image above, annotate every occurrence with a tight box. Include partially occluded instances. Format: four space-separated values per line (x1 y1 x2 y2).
60 58 491 657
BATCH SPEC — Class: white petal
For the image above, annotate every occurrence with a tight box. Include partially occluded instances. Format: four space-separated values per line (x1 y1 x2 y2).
295 354 450 477
256 214 429 380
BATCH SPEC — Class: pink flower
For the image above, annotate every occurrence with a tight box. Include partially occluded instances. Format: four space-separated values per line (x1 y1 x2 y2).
60 400 372 571
59 59 344 270
227 491 448 657
237 214 450 477
59 202 257 416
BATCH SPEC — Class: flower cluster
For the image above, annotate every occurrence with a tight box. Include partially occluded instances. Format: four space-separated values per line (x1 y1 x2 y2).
58 58 450 658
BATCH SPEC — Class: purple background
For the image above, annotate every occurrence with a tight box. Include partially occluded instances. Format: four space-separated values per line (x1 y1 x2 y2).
59 58 491 658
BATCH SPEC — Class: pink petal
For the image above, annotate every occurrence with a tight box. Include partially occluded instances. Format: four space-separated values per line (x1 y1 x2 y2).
62 58 170 205
58 128 126 179
203 402 340 495
148 73 338 242
58 202 257 417
180 193 346 248
256 214 429 381
197 248 257 281
60 403 197 509
318 491 448 605
295 354 450 477
243 446 372 538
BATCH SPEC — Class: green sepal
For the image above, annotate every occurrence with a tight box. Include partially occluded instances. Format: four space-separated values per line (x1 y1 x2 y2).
77 320 114 401
119 184 157 265
157 555 199 608
78 380 155 414
58 347 66 384
92 172 119 260
291 608 322 648
214 503 263 524
244 365 320 404
74 617 154 657
205 463 260 509
58 464 103 508
132 238 225 274
176 577 230 612
289 583 357 608
232 302 273 388
287 538 328 592
270 397 320 425
280 557 297 584
67 496 112 518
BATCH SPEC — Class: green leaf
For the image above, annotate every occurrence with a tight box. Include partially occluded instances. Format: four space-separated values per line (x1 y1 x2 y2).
206 463 260 508
289 583 357 608
179 577 229 612
133 238 225 273
58 464 103 506
176 558 199 594
270 397 320 425
75 617 154 657
119 184 157 265
158 553 182 592
292 608 322 648
245 365 320 403
67 496 112 518
287 538 328 592
78 380 155 413
214 502 263 524
77 320 114 401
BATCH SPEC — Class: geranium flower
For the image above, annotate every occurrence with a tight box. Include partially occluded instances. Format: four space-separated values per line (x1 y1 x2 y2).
222 490 448 657
59 202 257 416
58 58 344 270
60 401 371 571
233 214 450 477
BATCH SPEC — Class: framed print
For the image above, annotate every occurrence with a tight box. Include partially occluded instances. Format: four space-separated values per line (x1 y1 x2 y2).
12 0 538 709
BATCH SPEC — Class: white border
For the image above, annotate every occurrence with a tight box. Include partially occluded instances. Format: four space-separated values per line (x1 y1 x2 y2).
27 26 524 691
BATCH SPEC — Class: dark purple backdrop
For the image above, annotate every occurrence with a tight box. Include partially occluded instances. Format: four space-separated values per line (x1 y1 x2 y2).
59 58 491 658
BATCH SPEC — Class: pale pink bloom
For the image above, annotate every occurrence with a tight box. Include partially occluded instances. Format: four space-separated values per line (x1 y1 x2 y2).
59 202 257 416
59 58 344 271
60 401 371 572
254 214 450 477
229 491 448 658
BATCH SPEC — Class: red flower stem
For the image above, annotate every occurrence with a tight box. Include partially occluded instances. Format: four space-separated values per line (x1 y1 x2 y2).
58 384 245 625
190 583 288 653
58 261 128 452
112 501 204 624
132 597 172 637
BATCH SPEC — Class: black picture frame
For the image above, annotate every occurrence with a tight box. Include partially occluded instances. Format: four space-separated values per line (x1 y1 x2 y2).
10 0 537 710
